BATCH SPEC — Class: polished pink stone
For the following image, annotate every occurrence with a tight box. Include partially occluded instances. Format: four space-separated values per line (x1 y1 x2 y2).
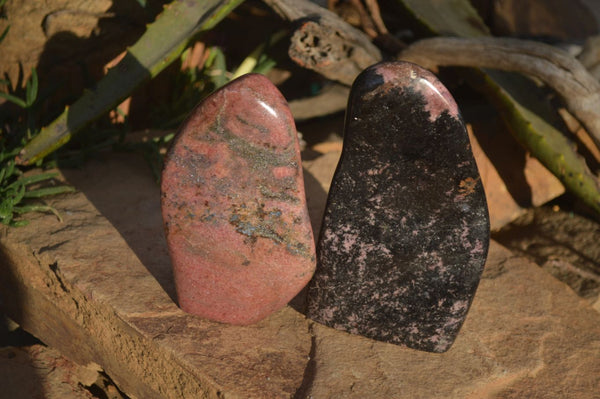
161 74 316 325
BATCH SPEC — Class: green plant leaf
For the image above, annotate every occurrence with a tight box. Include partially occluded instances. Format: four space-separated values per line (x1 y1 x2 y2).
0 198 13 219
1 159 16 182
3 174 41 193
14 171 59 187
0 25 9 44
476 70 600 212
26 68 38 107
207 46 228 88
0 92 27 108
12 182 26 204
231 29 287 80
18 0 245 165
0 147 22 162
9 220 29 227
23 185 75 198
13 204 63 222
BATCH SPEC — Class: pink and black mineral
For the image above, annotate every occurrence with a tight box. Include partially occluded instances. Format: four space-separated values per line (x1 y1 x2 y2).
161 74 316 325
306 61 490 353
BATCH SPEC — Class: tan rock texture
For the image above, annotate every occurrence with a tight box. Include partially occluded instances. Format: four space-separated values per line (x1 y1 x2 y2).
0 344 100 399
0 151 312 399
0 0 112 86
299 241 600 398
0 147 598 398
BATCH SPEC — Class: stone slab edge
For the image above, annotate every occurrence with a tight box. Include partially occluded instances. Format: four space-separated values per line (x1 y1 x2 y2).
300 240 600 398
0 181 311 399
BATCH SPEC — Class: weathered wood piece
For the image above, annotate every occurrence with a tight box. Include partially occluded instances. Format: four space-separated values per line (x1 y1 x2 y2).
262 0 381 85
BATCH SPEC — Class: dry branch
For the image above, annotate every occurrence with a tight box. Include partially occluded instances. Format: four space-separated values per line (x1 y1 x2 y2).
289 83 350 120
400 37 600 149
262 0 381 85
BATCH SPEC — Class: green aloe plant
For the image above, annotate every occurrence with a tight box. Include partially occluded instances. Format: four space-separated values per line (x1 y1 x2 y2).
0 70 74 226
16 0 245 165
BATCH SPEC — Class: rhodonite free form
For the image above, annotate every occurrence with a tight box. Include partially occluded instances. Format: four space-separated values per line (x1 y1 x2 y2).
161 74 316 325
306 61 490 352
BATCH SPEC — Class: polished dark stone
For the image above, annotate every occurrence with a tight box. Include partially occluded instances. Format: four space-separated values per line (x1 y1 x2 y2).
306 61 490 352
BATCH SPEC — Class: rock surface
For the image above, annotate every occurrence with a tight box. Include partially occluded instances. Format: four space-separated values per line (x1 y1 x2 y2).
0 147 599 398
1 150 313 399
161 74 315 325
307 62 490 352
299 241 600 399
494 205 600 309
0 344 101 399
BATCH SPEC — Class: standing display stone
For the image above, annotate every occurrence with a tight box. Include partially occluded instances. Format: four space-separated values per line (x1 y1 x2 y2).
307 62 490 352
161 74 316 325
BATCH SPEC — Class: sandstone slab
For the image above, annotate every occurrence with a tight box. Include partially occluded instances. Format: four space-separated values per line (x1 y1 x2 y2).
0 132 598 398
0 150 312 399
299 240 600 398
0 344 102 399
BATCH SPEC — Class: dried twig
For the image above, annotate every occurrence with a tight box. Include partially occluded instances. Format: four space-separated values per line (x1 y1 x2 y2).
579 35 600 81
400 37 600 149
262 0 381 85
289 84 350 120
364 0 388 35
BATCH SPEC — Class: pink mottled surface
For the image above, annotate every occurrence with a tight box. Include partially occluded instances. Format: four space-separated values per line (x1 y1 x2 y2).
161 74 315 325
307 61 489 352
367 62 460 122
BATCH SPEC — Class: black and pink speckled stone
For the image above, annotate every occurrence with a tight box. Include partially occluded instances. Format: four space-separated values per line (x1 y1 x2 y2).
306 61 490 353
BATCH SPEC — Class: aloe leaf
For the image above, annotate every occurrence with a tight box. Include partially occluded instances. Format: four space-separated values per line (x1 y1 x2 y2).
3 171 57 191
9 220 29 227
14 172 59 186
0 25 9 44
0 197 12 214
13 204 63 222
25 67 38 107
207 47 229 88
12 182 26 204
476 70 600 213
22 185 75 198
0 92 27 108
397 0 600 212
17 0 244 165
